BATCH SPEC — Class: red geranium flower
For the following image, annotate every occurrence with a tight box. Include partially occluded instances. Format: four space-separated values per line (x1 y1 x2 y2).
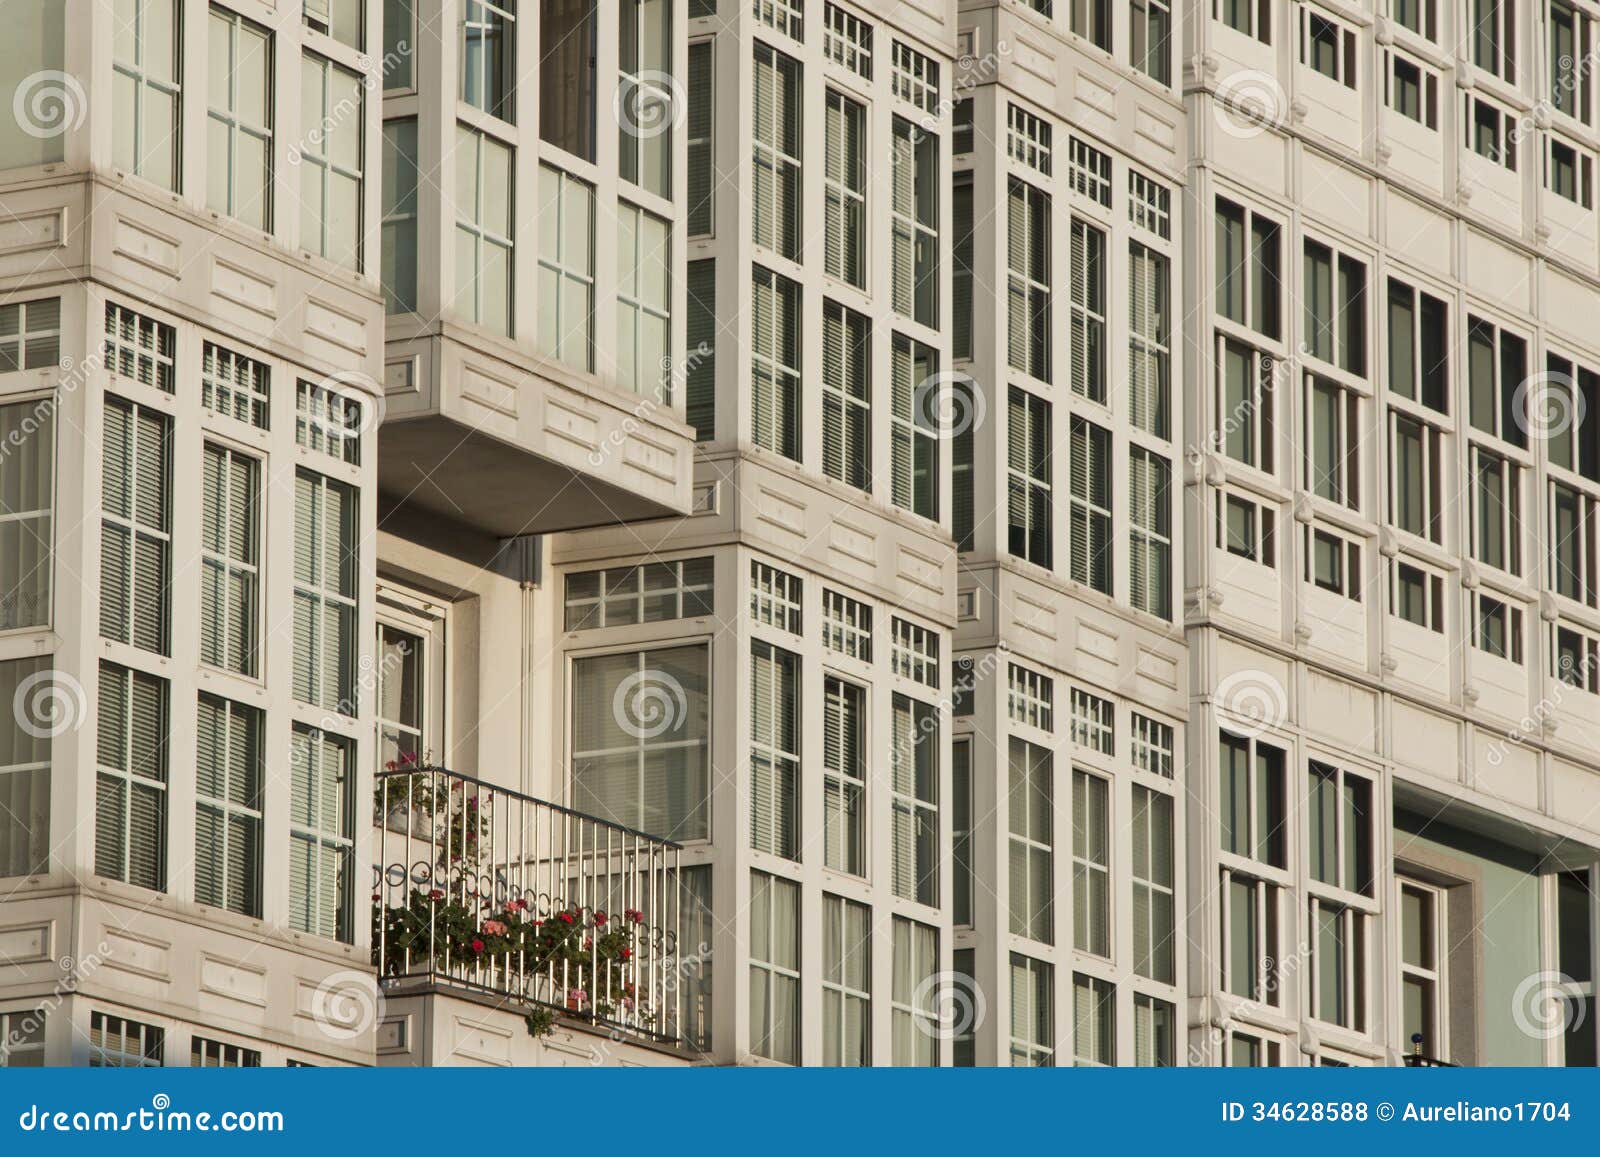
471 938 485 954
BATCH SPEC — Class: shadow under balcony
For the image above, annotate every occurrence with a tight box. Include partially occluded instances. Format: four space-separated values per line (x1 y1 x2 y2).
372 765 697 1055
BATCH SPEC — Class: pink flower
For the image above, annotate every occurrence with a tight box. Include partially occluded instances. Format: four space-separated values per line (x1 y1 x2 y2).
568 989 588 1005
482 920 507 936
558 911 575 925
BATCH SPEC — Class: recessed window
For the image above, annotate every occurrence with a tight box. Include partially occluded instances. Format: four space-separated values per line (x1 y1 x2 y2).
1475 592 1525 661
1007 386 1053 568
537 165 595 372
1389 410 1444 543
1300 8 1358 87
823 91 867 289
1009 737 1054 943
1215 198 1282 338
1007 178 1052 382
890 696 939 906
1069 416 1113 593
1466 93 1518 170
1218 490 1276 565
890 117 939 327
1391 559 1445 631
752 265 802 460
1386 51 1440 128
1305 524 1363 600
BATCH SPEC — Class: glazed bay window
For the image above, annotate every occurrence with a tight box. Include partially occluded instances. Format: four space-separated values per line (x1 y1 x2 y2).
1470 445 1522 575
1129 241 1170 436
1132 785 1175 983
105 303 175 392
95 662 168 891
207 7 272 229
822 300 871 490
1069 136 1112 207
619 0 672 195
1130 447 1172 619
890 118 938 327
1393 0 1437 37
750 641 800 860
1069 218 1107 402
892 617 939 687
1009 737 1054 943
890 694 938 906
195 694 263 917
454 125 513 336
1467 93 1518 170
1218 490 1276 565
753 43 803 260
823 588 873 661
1475 592 1525 661
1220 731 1287 868
1307 761 1373 897
824 2 873 76
0 658 51 876
114 0 181 190
1007 387 1052 567
305 0 362 47
1222 871 1282 1003
1007 104 1052 175
1069 416 1112 593
1551 0 1594 123
1218 338 1274 473
821 894 871 1065
1131 713 1175 778
300 54 364 270
537 165 596 372
1306 524 1363 600
891 334 939 518
1299 9 1358 87
1072 0 1113 50
461 0 514 120
1386 51 1440 128
1215 199 1281 339
292 470 358 714
617 203 671 397
1392 558 1445 630
1551 482 1597 605
202 342 270 429
750 870 800 1063
751 560 802 633
891 917 939 1064
199 443 260 676
1303 240 1366 375
101 398 171 656
0 398 53 631
1387 278 1450 412
1309 896 1368 1030
289 725 353 941
1306 375 1360 508
753 266 802 460
1555 622 1600 689
1007 178 1052 382
824 91 866 288
381 119 419 313
823 676 866 876
540 0 596 160
1009 664 1054 731
570 646 709 842
1133 0 1173 84
1548 136 1596 207
891 39 939 113
1472 0 1516 79
563 557 715 629
0 297 61 372
1073 973 1116 1065
1010 954 1054 1066
1390 410 1444 543
1071 687 1115 755
1073 769 1111 958
1134 993 1176 1065
1467 317 1529 448
1130 171 1172 239
1218 0 1272 41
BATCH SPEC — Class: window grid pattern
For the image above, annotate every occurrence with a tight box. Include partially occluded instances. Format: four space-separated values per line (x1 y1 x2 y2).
1129 171 1172 238
1007 103 1053 174
751 560 804 633
1069 136 1112 207
0 298 61 371
822 589 873 661
89 1012 164 1067
1008 664 1055 731
105 302 176 393
1071 687 1115 754
201 343 270 429
1131 713 1175 777
891 41 939 112
892 617 939 687
823 3 873 77
563 557 715 630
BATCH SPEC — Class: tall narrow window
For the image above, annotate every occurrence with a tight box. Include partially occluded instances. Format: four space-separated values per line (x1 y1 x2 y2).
300 54 365 270
1467 317 1529 448
891 917 939 1064
619 0 672 195
1069 416 1112 594
537 165 595 371
824 91 866 288
1009 738 1054 943
750 641 800 860
195 694 263 916
1070 218 1107 401
953 177 974 359
1390 411 1444 543
1471 445 1522 575
750 870 800 1063
207 7 272 229
891 118 939 327
292 470 358 715
822 301 871 490
454 126 513 335
1134 993 1176 1065
381 118 419 313
0 658 51 877
461 0 515 120
0 396 54 630
821 894 871 1065
891 694 938 906
1129 447 1172 620
1132 785 1175 983
1219 731 1287 868
685 259 716 440
952 377 975 551
1303 241 1366 375
1133 0 1172 83
1218 337 1274 472
1007 387 1052 567
1073 769 1111 957
540 0 596 159
823 677 866 876
1472 0 1515 80
1073 973 1116 1064
100 398 171 656
687 40 714 235
1072 0 1113 49
95 662 168 891
752 266 802 460
1551 0 1593 124
1215 199 1280 338
114 0 182 190
289 724 353 941
953 737 973 925
1129 241 1170 437
617 203 672 397
1010 954 1054 1066
200 444 260 676
891 335 939 519
1307 376 1361 508
753 43 803 260
1007 178 1052 381
377 622 425 771
1400 878 1446 1058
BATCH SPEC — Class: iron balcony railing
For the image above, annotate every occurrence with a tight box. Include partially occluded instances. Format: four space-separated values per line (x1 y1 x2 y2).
373 765 685 1046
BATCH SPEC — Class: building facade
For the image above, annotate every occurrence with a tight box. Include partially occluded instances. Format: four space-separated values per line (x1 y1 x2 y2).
0 0 1596 1070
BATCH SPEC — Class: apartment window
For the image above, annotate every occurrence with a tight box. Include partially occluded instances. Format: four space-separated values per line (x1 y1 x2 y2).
1073 973 1116 1065
1548 137 1596 207
824 91 867 288
1134 993 1176 1065
1551 0 1594 123
114 0 182 190
1555 871 1597 1065
822 589 873 661
1393 0 1437 37
1556 623 1600 689
1544 352 1600 478
0 400 54 632
891 118 938 327
952 376 976 551
891 334 939 518
1307 761 1373 895
1072 0 1113 49
100 398 170 655
292 470 357 713
570 646 710 841
750 641 800 860
89 1013 164 1067
753 43 803 261
201 343 270 429
1008 104 1053 175
1132 713 1175 777
1133 0 1173 83
1304 240 1367 375
1387 279 1450 412
755 0 804 37
1552 482 1598 605
890 694 938 906
1218 0 1272 40
823 677 866 876
1471 445 1523 575
1132 785 1176 983
617 203 672 397
300 54 365 269
192 1037 261 1067
199 444 260 676
952 656 977 717
1069 136 1113 207
1466 92 1518 170
305 0 362 46
0 1010 43 1066
295 380 362 466
537 165 595 371
686 260 716 438
1310 896 1368 1030
1472 0 1515 79
95 662 168 891
953 738 973 926
1467 317 1529 447
376 620 426 769
1386 51 1440 128
540 0 596 160
824 3 873 76
563 557 714 629
1130 448 1172 620
821 894 870 1065
752 266 802 460
1223 871 1282 1003
288 724 353 941
207 7 272 229
1129 242 1170 437
1300 9 1358 87
1069 219 1108 402
750 871 800 1063
105 302 176 393
1070 687 1115 755
384 0 415 89
1069 416 1112 594
892 617 939 687
1307 375 1360 508
1475 592 1525 661
380 119 420 314
822 300 871 490
0 659 50 876
1009 664 1055 731
1390 410 1444 543
953 176 974 360
1392 559 1446 630
687 40 714 236
619 0 672 195
1008 738 1054 943
1215 199 1281 338
1129 172 1172 239
1006 387 1053 567
891 41 939 113
0 298 60 371
194 696 262 918
1398 879 1447 1056
1306 524 1364 600
453 126 513 335
1218 491 1276 565
1072 769 1112 957
1010 954 1054 1066
1220 731 1286 867
751 560 803 632
892 917 939 1064
1007 178 1052 382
